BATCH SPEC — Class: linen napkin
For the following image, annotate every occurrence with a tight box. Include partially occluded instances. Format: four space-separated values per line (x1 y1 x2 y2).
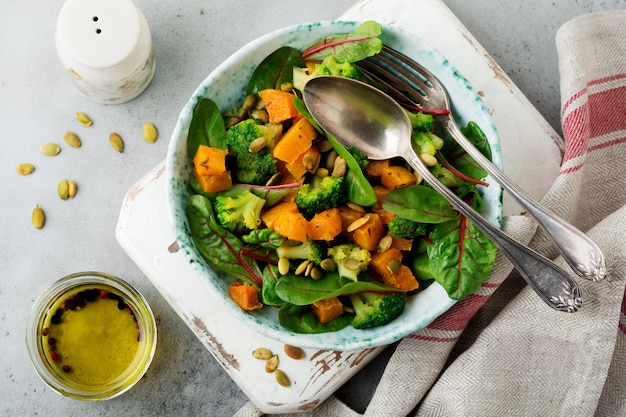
235 9 626 417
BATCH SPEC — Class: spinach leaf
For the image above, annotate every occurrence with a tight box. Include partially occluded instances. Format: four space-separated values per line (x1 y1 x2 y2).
246 46 304 95
293 97 377 207
427 217 497 300
462 121 492 161
222 105 247 130
261 264 284 307
278 304 354 334
445 121 492 181
301 21 383 63
275 271 404 305
187 98 227 158
186 194 263 288
382 185 459 223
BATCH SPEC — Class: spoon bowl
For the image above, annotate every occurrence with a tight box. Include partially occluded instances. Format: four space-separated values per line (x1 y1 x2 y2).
303 76 582 312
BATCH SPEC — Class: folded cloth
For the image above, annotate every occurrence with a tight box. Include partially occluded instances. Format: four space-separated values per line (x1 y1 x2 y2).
234 9 626 417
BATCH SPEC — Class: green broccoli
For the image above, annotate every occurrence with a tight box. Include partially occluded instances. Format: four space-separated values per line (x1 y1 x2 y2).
349 291 407 329
431 163 464 188
214 189 266 234
292 55 362 92
348 146 369 171
327 243 371 282
226 119 278 184
388 216 429 239
405 110 434 132
295 175 346 220
412 131 444 156
276 239 326 265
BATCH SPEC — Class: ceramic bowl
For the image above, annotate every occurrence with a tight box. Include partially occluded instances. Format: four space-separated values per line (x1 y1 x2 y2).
166 21 502 350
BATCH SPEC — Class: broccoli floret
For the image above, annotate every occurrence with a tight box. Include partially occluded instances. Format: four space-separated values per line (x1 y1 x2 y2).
405 110 434 132
292 55 362 92
388 216 429 239
348 146 369 171
431 163 464 188
412 131 445 156
295 175 346 220
276 239 326 265
349 291 407 329
327 243 371 282
226 119 278 184
214 189 266 234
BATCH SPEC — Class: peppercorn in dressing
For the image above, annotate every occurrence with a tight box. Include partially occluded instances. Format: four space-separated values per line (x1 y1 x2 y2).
42 287 140 386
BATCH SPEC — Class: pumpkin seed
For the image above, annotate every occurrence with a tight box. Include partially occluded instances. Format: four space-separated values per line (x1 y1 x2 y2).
346 201 365 212
248 136 267 153
344 259 361 271
265 172 282 186
314 167 329 178
278 257 290 275
57 179 69 200
16 163 35 175
250 109 269 124
75 112 93 126
63 131 82 148
302 153 317 172
419 153 437 167
325 150 338 171
284 344 305 360
310 266 323 280
378 235 393 252
252 347 273 360
320 258 336 271
317 139 333 153
109 133 124 152
32 205 45 229
295 259 310 275
280 81 294 92
331 156 347 178
347 214 370 232
387 259 402 275
142 122 158 143
242 94 257 110
265 354 279 373
39 143 61 156
274 369 291 387
68 180 77 198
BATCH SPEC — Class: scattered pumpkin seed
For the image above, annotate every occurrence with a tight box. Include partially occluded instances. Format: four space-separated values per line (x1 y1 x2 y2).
250 109 269 124
284 344 305 360
317 139 333 153
39 143 61 156
302 153 318 173
295 259 310 275
68 180 77 198
387 259 402 275
63 131 82 148
252 347 273 360
75 112 93 126
280 81 294 91
242 94 257 111
109 133 124 153
265 172 282 186
278 257 290 275
310 266 324 280
331 156 347 178
32 205 45 229
378 235 393 252
248 136 267 153
320 258 336 271
344 258 362 271
274 369 291 387
314 167 329 178
325 150 338 171
347 214 370 232
57 179 69 200
16 163 35 175
419 153 437 167
265 354 279 373
142 122 158 143
346 201 365 213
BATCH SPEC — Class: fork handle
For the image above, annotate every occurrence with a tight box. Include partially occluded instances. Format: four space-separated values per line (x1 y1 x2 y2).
444 119 606 281
404 152 582 312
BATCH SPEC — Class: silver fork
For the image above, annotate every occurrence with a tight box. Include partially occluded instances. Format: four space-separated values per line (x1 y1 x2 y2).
357 46 606 281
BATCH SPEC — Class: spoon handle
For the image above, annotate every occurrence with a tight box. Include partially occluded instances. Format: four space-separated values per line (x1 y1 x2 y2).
405 152 582 312
444 119 606 281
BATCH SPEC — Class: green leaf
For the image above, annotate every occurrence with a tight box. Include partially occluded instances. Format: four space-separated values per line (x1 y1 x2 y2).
275 271 403 305
187 98 227 158
278 304 354 334
186 194 263 289
427 217 497 300
246 46 304 95
382 185 459 223
261 264 285 307
445 121 492 181
301 21 383 63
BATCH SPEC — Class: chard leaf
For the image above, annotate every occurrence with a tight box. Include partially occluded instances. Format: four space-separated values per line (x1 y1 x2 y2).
278 304 354 334
222 105 247 129
186 194 263 288
261 264 284 307
301 21 383 63
427 217 497 300
382 185 459 223
241 182 302 207
187 98 227 157
446 121 492 181
275 271 403 305
246 46 304 95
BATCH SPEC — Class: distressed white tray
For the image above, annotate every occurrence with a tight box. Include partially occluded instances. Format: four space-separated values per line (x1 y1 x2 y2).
116 0 562 413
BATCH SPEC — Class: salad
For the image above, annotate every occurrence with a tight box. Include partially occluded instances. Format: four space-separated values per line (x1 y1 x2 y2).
184 21 497 334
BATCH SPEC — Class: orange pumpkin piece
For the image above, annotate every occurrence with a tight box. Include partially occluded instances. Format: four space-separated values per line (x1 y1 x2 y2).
305 60 322 74
273 117 317 163
307 208 342 241
228 281 263 311
261 201 308 242
285 146 320 179
258 89 300 124
372 207 396 225
373 185 391 208
311 297 344 324
366 159 391 179
352 213 385 251
383 264 419 291
193 145 228 176
338 205 365 237
381 165 418 189
194 170 232 193
391 236 414 252
369 247 403 278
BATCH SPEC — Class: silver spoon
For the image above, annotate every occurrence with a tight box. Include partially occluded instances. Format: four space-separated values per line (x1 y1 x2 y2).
303 76 582 312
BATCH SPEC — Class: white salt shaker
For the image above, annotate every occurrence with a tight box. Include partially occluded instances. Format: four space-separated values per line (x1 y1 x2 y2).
55 0 155 104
